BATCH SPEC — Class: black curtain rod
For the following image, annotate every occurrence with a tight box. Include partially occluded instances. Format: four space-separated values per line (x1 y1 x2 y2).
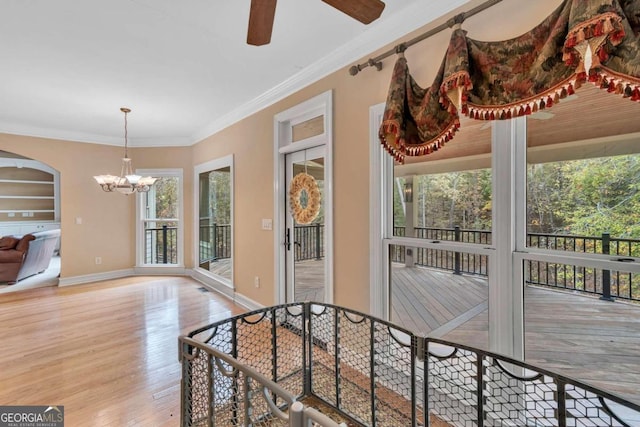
349 0 504 76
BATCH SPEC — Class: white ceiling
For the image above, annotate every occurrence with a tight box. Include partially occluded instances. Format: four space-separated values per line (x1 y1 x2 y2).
0 0 475 147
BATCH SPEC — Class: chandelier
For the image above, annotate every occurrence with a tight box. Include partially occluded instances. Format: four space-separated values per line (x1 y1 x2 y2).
93 107 157 194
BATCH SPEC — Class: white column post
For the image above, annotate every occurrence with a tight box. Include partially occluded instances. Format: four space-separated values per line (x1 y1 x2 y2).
490 117 525 359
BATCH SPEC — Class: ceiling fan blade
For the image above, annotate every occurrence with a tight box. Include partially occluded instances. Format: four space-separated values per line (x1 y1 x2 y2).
247 0 277 46
321 0 385 25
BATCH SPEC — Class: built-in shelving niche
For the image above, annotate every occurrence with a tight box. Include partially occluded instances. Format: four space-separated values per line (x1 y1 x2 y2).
0 154 60 225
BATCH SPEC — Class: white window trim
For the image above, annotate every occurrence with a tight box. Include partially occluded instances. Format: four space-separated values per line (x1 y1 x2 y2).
370 102 389 318
193 155 234 291
369 105 524 359
135 168 184 271
274 90 333 305
372 103 640 363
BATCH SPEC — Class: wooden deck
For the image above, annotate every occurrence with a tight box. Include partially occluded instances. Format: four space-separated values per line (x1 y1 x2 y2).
201 258 232 279
391 264 489 338
294 259 325 302
391 264 640 406
297 262 640 405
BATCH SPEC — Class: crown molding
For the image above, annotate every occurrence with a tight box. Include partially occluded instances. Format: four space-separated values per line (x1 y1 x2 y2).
0 121 192 147
2 0 473 148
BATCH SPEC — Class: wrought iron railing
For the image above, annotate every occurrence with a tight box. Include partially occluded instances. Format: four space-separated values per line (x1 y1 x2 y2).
150 223 323 266
198 222 231 263
180 303 640 427
294 223 324 261
144 225 178 264
393 227 640 302
526 232 640 301
179 336 340 426
393 226 490 276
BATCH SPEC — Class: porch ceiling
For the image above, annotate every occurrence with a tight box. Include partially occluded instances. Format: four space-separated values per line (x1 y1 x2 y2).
397 84 640 176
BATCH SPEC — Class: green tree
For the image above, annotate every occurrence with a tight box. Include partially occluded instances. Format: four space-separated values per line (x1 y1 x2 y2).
562 155 640 238
527 163 568 233
208 170 231 224
396 169 492 232
147 177 178 219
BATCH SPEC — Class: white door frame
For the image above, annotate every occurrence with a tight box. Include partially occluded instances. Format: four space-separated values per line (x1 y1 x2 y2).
274 90 333 305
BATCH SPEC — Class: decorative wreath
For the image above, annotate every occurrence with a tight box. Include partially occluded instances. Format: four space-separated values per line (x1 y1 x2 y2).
289 172 321 224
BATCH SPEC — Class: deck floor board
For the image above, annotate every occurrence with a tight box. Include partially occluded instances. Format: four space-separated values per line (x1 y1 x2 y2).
392 265 640 405
299 262 640 405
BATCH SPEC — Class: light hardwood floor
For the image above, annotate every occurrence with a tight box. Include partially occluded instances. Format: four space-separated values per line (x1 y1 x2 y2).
0 276 245 426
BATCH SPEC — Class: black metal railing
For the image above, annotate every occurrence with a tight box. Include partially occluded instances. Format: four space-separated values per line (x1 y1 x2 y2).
181 302 640 427
198 223 231 263
392 227 640 302
393 226 491 276
145 225 178 264
294 223 324 261
526 232 640 301
196 223 324 264
149 223 324 267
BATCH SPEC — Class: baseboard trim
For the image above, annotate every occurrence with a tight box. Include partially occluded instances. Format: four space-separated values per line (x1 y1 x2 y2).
133 266 187 275
188 270 263 311
59 268 265 313
58 269 135 287
233 293 263 311
189 269 235 299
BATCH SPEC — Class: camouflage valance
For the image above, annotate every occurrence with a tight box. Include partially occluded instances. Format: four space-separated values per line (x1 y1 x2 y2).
380 0 640 163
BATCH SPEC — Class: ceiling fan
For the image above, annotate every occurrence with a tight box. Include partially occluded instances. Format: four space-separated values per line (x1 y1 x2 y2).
247 0 386 46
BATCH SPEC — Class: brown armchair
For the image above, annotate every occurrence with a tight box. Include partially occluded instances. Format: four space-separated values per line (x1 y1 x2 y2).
0 234 36 284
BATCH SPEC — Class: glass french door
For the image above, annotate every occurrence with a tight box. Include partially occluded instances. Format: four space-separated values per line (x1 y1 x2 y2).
285 146 326 303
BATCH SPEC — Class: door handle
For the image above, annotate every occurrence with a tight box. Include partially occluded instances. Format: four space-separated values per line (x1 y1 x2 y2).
285 228 291 250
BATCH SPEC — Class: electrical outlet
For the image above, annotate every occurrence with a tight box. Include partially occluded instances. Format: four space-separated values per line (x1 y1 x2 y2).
254 276 260 288
95 257 102 265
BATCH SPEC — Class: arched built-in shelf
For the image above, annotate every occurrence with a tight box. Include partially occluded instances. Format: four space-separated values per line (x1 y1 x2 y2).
0 156 60 237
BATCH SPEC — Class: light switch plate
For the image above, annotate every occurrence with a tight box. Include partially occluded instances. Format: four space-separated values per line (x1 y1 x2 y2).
261 218 273 230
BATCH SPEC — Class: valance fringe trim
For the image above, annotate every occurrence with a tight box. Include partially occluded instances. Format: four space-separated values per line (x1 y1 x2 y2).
453 76 578 121
379 119 461 161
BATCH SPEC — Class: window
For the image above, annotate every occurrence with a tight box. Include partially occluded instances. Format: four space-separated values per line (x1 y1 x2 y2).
521 87 640 396
524 85 640 300
385 116 492 345
194 156 233 286
137 169 183 267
